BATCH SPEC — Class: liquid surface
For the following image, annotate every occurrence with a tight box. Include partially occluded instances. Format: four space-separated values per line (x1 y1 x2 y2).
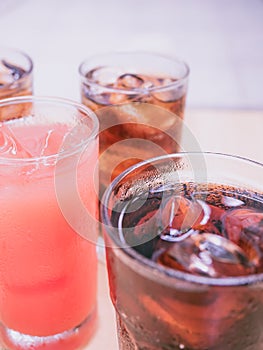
82 66 185 111
117 183 263 277
0 118 68 159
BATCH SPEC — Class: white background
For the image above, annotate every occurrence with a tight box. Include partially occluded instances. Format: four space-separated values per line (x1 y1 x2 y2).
0 0 262 109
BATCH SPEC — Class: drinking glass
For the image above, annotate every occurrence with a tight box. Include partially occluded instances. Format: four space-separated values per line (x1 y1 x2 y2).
79 52 189 187
0 47 33 101
101 152 263 350
0 96 99 350
80 53 189 258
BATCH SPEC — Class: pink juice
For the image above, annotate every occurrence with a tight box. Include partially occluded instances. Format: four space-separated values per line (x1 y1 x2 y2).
0 120 98 348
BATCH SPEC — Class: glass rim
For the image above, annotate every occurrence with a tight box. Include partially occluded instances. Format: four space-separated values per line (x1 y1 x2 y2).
79 51 190 95
0 95 99 165
102 151 263 287
0 46 33 88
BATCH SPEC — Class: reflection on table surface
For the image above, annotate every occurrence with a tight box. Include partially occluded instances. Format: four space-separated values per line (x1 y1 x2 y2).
86 261 117 350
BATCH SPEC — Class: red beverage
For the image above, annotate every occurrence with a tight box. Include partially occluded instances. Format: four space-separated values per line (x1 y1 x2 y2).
0 48 33 117
102 153 263 350
80 53 189 194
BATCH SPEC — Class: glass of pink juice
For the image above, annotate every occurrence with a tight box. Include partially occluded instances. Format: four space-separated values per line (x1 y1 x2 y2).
0 96 99 349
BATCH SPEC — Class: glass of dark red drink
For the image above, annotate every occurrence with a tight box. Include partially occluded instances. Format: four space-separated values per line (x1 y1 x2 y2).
79 52 189 194
0 47 33 122
101 152 263 350
0 47 33 100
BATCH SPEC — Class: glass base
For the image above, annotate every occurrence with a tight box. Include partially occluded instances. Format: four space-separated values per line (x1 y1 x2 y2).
0 307 97 350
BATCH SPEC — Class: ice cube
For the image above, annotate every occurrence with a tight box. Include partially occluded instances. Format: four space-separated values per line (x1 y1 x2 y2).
83 84 113 106
84 66 129 106
141 81 154 89
158 233 256 277
86 66 122 86
1 59 25 81
196 203 224 235
116 73 144 89
222 208 263 271
108 92 130 105
151 79 185 102
39 129 64 157
105 103 178 140
0 119 70 160
160 195 202 242
0 60 14 86
0 123 33 158
160 197 223 242
222 208 263 243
